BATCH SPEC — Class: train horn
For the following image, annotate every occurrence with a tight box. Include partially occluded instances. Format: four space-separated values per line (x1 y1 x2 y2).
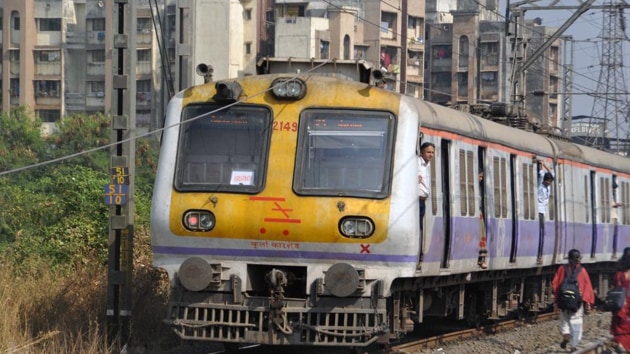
371 69 385 87
196 63 214 84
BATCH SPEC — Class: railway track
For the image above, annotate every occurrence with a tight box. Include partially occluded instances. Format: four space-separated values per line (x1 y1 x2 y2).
371 311 616 354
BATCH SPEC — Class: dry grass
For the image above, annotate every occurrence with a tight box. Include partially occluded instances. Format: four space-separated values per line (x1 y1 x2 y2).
0 229 182 354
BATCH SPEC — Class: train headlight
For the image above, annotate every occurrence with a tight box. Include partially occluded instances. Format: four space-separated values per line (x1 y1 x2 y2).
325 263 360 297
270 78 306 100
183 210 216 231
179 257 214 292
339 217 375 238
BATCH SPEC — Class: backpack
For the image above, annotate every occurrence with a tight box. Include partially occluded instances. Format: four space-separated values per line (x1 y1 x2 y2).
557 264 583 313
604 284 627 313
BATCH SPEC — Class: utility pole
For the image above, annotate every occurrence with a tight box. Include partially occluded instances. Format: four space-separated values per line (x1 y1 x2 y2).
588 0 630 154
507 0 594 130
561 36 573 136
106 0 136 347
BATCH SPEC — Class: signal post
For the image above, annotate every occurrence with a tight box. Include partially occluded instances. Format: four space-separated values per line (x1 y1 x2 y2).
106 0 137 346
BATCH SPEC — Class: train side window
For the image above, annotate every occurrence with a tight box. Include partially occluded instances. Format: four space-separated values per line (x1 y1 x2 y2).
584 175 589 223
493 156 507 218
521 162 536 220
600 177 611 223
458 149 475 216
622 182 629 224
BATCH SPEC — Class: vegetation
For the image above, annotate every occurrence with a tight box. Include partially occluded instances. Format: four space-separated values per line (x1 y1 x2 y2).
0 107 178 353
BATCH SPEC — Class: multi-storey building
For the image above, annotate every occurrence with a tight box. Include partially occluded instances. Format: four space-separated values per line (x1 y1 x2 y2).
269 0 425 97
0 0 160 133
424 0 561 131
166 0 258 90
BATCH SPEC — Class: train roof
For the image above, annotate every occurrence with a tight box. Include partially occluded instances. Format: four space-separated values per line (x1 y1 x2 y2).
410 98 630 174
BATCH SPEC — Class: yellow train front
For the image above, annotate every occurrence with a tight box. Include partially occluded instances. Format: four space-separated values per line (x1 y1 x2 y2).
151 74 423 347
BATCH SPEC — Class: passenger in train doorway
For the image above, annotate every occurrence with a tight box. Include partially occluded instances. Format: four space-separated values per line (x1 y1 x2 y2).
417 142 435 233
551 249 595 351
537 160 554 263
611 248 630 353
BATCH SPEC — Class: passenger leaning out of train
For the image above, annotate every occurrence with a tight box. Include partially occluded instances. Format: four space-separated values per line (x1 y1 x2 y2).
537 160 555 262
551 249 595 351
417 142 435 232
611 249 630 353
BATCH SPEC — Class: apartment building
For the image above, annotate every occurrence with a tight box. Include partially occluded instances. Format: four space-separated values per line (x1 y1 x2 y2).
0 0 159 133
269 0 425 97
424 0 561 130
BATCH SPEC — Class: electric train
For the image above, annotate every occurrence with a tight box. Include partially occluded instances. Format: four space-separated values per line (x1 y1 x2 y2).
150 71 630 349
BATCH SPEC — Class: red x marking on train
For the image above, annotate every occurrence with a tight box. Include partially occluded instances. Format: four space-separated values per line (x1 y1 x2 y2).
360 244 371 254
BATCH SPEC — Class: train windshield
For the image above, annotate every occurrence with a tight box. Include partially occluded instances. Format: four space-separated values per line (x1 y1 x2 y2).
174 104 271 193
294 109 395 198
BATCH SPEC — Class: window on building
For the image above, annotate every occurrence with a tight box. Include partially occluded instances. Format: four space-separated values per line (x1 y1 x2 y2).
137 18 151 32
12 11 19 30
459 36 469 68
245 42 252 55
89 18 105 31
381 12 396 33
10 49 20 63
354 46 368 60
10 78 19 97
320 40 329 59
36 50 61 62
408 16 417 29
90 50 105 63
38 18 61 31
138 49 151 62
90 81 105 97
34 80 60 97
36 110 61 123
408 50 423 67
481 42 499 65
137 79 151 93
244 9 252 21
432 45 452 59
137 80 151 93
458 73 468 98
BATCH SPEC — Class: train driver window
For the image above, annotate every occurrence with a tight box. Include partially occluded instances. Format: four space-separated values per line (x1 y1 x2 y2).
293 109 395 199
174 104 272 193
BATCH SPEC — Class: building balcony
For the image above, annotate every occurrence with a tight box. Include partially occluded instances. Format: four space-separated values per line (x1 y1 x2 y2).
35 62 62 76
37 32 62 47
408 38 424 51
35 95 61 106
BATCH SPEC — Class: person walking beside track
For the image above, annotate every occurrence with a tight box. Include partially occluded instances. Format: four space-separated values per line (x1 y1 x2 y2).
552 249 595 351
611 250 630 353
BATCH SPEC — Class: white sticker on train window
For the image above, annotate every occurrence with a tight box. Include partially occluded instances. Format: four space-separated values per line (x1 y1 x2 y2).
230 170 254 185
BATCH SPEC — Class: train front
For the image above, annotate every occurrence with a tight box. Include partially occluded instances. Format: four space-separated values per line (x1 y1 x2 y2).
150 75 420 347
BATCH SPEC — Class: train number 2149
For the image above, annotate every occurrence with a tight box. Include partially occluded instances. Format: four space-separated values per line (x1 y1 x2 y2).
273 121 298 132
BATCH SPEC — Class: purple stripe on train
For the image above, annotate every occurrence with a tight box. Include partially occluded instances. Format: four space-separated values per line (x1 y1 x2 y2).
152 245 419 263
